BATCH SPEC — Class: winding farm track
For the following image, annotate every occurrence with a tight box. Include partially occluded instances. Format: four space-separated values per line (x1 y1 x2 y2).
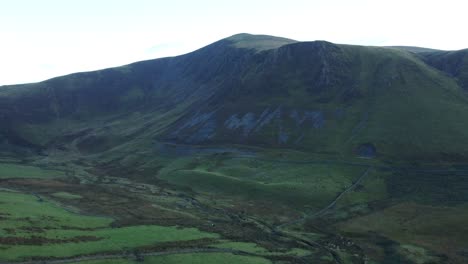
209 154 468 232
275 167 371 230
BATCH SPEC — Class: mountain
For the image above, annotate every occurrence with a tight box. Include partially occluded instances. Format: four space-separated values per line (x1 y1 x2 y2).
2 33 468 162
2 33 468 264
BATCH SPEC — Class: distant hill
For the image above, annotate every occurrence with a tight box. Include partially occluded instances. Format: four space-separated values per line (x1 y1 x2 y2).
417 48 468 89
387 46 444 53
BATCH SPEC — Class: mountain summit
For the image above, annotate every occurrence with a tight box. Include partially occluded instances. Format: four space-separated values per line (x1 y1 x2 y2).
225 33 297 50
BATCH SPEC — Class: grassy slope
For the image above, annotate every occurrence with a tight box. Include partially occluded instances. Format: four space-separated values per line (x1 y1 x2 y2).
337 202 468 263
2 36 468 164
1 35 468 264
226 33 297 51
338 45 468 162
419 49 468 89
157 154 365 211
154 41 468 163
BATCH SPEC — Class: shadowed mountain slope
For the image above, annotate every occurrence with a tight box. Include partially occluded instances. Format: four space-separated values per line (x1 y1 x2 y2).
1 34 468 162
418 48 468 90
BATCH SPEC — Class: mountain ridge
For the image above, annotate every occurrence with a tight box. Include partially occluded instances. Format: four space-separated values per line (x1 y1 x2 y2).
1 34 468 163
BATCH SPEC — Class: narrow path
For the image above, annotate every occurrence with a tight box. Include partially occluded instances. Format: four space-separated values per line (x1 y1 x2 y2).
240 215 343 264
234 168 371 264
275 167 371 230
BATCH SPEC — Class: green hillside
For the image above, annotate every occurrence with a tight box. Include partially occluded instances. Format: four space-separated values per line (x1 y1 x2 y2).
418 48 468 89
2 34 468 264
2 34 468 163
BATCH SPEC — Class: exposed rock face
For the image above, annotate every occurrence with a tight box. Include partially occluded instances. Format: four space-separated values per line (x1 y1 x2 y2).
164 107 332 146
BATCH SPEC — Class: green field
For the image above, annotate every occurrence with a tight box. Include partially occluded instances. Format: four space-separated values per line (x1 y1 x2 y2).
0 190 218 261
158 155 366 210
0 163 65 179
72 252 272 264
0 190 111 230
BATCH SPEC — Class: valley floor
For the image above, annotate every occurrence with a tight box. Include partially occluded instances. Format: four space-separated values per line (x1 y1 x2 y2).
1 148 467 264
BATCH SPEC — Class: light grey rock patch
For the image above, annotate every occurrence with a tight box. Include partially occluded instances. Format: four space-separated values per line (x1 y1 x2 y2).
289 110 325 128
254 106 281 132
304 111 324 128
224 112 257 136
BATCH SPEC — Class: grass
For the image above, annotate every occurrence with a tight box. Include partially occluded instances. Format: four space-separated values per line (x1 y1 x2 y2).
386 169 468 205
3 36 468 165
348 46 468 162
210 241 269 254
0 190 111 230
337 202 468 262
73 253 272 264
336 169 388 208
397 244 440 264
211 241 312 257
142 253 271 264
2 226 217 261
3 39 468 264
72 260 132 264
0 163 64 179
286 247 313 257
227 33 296 51
159 155 365 210
0 191 218 261
51 192 83 199
0 157 21 163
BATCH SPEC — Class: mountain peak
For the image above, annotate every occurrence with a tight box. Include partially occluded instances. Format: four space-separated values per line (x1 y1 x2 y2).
225 33 297 51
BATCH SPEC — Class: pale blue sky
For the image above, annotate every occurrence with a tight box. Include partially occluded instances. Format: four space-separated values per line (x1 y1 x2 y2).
1 0 467 85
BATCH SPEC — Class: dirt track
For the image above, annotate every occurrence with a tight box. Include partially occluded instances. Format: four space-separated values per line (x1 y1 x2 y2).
275 167 371 230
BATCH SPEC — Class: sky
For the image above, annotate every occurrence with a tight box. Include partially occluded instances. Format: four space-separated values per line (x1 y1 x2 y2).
0 0 467 85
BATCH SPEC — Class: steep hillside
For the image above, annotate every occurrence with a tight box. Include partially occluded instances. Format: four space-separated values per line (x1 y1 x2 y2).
163 42 468 162
3 34 468 264
418 49 468 89
1 34 468 162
